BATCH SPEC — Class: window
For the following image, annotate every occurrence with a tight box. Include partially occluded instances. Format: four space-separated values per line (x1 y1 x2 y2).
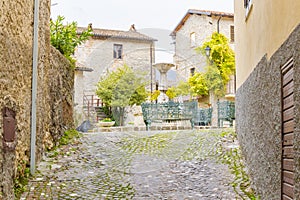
190 67 195 76
190 32 196 47
226 75 236 94
230 25 234 42
244 0 253 18
113 44 123 59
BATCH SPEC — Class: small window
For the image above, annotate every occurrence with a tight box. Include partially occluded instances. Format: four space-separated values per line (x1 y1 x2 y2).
190 67 195 76
113 44 123 59
190 32 196 47
230 25 234 42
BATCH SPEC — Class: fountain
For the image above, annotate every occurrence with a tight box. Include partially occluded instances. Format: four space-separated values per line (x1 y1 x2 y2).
153 63 174 92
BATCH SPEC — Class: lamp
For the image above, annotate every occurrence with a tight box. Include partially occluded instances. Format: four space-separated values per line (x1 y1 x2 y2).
205 46 211 57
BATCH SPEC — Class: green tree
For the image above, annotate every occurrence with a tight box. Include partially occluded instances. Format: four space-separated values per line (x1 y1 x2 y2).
188 72 209 97
96 65 148 126
50 15 92 66
166 87 177 100
175 81 191 96
149 90 160 101
196 32 235 96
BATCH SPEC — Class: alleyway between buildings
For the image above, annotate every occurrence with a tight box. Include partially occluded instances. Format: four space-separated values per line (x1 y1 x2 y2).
21 130 240 199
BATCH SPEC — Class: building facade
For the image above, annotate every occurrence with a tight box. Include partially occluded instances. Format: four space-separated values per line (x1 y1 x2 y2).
171 9 235 126
74 25 156 125
235 0 300 199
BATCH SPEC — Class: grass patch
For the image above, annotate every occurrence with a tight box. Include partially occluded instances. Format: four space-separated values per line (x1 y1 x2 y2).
215 130 260 200
59 129 82 146
14 167 30 199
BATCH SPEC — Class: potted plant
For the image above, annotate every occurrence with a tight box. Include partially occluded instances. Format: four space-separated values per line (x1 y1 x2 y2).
98 118 115 127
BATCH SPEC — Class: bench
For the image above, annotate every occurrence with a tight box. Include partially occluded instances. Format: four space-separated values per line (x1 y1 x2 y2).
141 101 197 130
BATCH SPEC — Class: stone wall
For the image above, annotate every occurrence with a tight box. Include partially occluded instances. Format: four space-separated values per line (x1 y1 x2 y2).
74 37 154 126
236 24 300 199
174 14 234 81
0 1 74 198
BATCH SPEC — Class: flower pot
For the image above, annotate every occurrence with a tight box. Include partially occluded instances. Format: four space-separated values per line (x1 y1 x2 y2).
98 121 115 127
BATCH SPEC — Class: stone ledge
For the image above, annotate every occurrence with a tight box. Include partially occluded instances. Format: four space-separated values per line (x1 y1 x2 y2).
90 125 213 133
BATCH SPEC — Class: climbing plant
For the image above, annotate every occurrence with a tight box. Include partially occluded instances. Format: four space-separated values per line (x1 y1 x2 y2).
50 15 92 67
175 81 191 96
195 32 235 97
188 72 209 97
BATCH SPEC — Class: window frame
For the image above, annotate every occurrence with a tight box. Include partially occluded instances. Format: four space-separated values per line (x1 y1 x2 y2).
230 25 234 43
113 44 123 59
190 32 196 47
190 67 195 77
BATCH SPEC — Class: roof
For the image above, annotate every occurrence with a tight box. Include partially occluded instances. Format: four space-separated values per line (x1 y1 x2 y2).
171 9 234 35
77 27 157 42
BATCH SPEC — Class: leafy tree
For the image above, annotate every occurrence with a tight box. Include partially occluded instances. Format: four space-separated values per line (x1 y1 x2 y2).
50 15 92 66
166 87 177 100
203 65 225 97
96 65 148 126
195 32 235 96
188 72 209 97
149 90 160 101
175 81 191 96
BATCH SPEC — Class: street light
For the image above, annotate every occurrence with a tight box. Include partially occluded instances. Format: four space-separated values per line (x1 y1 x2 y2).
205 46 211 57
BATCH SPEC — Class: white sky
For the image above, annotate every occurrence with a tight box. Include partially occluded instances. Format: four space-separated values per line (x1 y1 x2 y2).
51 0 233 66
50 0 234 30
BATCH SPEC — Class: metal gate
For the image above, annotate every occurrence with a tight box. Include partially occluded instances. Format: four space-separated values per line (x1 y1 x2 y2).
281 58 295 200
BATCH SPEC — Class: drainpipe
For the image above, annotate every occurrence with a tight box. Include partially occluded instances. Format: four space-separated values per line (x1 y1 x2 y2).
217 16 222 33
150 43 153 94
30 0 39 175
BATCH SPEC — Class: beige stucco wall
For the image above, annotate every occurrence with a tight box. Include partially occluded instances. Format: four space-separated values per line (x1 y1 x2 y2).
235 0 300 88
174 14 234 82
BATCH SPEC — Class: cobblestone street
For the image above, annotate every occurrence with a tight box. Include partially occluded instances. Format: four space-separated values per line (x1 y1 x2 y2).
21 130 239 199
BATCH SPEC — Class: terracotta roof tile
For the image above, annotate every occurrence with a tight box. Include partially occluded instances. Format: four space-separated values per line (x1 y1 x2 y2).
77 27 157 42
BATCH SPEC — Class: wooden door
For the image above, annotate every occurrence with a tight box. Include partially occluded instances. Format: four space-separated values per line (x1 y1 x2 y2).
281 58 295 200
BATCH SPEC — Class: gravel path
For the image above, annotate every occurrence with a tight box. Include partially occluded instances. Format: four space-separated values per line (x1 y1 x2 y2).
20 130 240 199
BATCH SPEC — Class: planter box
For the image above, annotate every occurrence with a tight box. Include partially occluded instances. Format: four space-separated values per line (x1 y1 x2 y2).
98 121 115 127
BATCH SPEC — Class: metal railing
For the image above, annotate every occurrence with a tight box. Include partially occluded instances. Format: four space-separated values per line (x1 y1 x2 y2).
82 92 104 123
217 100 235 127
141 101 197 130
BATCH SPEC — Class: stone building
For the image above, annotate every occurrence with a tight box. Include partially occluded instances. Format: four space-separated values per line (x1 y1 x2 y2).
171 9 235 126
235 0 300 199
74 25 156 125
0 1 74 198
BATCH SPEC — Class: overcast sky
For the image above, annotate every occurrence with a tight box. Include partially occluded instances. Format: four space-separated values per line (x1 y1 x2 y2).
51 0 234 30
51 0 234 64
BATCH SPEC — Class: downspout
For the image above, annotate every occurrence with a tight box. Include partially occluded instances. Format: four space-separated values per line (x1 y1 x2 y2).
150 43 153 94
217 16 222 33
30 0 39 175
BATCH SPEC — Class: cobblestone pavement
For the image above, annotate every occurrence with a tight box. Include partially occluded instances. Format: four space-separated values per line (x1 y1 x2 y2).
21 129 240 200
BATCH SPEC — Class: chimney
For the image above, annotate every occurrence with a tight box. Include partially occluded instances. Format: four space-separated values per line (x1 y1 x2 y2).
88 23 93 31
129 24 136 32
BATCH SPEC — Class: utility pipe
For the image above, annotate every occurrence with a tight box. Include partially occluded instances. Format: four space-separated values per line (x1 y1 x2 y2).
217 16 222 33
30 0 39 175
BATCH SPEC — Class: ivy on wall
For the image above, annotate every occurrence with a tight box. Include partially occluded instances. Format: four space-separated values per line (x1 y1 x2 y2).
190 32 235 97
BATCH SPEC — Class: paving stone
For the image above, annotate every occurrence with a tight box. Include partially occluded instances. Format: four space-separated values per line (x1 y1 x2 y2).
21 130 240 199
